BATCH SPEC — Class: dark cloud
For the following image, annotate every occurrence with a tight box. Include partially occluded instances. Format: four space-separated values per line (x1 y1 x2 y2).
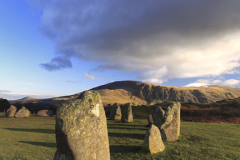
31 0 240 82
40 56 72 71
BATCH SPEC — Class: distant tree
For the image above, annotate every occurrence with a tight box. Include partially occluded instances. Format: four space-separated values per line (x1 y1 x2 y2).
23 103 35 113
0 98 11 112
14 102 23 111
49 105 58 115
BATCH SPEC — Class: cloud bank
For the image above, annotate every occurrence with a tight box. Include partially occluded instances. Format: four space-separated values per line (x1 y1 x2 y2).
184 79 240 87
30 0 240 82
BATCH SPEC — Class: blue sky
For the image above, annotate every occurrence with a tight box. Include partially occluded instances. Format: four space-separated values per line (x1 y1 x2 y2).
1 0 240 100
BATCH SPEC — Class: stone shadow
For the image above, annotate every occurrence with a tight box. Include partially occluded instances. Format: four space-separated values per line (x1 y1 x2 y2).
108 132 145 140
4 128 55 134
108 123 144 128
108 126 147 131
110 145 141 153
19 141 56 148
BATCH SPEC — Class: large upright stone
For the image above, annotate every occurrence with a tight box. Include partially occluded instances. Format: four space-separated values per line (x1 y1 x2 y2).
143 124 165 154
160 102 181 141
15 106 30 118
6 105 17 118
109 103 121 120
121 103 133 122
37 110 53 117
152 107 165 127
54 91 110 160
148 114 154 125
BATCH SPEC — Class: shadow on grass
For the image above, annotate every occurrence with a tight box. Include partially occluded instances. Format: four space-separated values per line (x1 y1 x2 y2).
19 141 56 148
108 126 147 131
108 132 145 140
4 128 55 134
110 145 141 153
108 123 145 128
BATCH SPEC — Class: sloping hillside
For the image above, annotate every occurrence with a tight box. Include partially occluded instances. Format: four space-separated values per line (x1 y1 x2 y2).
91 81 240 105
10 96 39 103
9 80 240 106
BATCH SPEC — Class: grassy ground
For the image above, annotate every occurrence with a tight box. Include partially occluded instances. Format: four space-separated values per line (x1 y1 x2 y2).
0 112 239 160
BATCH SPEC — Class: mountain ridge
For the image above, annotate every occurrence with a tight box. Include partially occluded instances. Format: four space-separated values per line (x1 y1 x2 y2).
9 80 240 106
91 80 240 104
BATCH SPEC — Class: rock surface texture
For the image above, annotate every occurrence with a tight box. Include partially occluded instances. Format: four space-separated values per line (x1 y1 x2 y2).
160 102 181 141
14 106 30 118
121 103 133 122
37 110 53 116
152 107 165 127
143 124 165 154
6 105 17 118
148 114 154 125
109 103 121 120
54 91 110 160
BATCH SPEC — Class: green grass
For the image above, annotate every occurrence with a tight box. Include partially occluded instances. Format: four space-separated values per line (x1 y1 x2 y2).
0 112 240 160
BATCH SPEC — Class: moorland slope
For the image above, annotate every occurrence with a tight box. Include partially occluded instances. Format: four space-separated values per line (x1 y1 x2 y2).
91 81 240 105
9 80 240 106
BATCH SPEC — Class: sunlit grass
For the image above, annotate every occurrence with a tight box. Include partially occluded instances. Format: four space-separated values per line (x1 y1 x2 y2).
0 112 239 160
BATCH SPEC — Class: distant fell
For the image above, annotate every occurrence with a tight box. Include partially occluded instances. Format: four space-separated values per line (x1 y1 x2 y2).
91 80 240 105
10 96 39 104
18 96 39 101
9 80 240 106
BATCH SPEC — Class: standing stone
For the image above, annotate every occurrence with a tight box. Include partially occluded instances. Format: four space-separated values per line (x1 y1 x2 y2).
121 103 133 122
109 103 121 120
143 124 165 154
54 91 110 160
15 106 30 118
160 102 181 141
37 110 53 117
148 114 154 125
6 105 17 118
152 107 165 127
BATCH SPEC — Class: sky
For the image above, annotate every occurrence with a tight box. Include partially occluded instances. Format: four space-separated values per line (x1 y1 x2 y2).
1 0 240 100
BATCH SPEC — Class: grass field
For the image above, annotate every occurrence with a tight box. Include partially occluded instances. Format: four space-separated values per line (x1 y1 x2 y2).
0 112 239 160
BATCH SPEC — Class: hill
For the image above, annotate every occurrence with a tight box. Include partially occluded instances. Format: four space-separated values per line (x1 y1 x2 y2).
9 80 240 106
10 96 39 103
91 80 240 105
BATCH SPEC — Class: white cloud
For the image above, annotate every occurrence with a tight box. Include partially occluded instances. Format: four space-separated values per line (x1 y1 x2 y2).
212 80 222 84
142 78 164 84
0 90 11 93
29 1 240 82
221 79 240 86
83 73 103 81
184 79 240 87
184 79 211 87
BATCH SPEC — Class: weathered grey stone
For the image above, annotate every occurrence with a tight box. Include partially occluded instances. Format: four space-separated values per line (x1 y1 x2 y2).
54 91 110 160
143 124 165 154
6 105 17 118
109 103 121 120
160 102 181 141
15 106 30 118
148 114 154 125
152 107 165 127
37 110 53 117
121 103 133 122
